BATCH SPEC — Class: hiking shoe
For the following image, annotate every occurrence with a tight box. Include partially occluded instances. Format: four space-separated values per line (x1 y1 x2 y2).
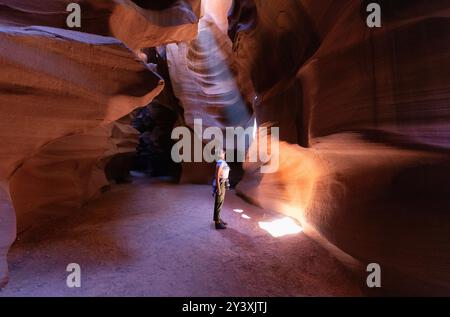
215 222 227 230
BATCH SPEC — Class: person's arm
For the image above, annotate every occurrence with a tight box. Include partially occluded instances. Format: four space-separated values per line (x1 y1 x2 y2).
215 163 223 195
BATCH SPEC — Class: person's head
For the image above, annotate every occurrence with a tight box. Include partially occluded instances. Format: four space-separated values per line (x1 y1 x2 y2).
216 148 225 161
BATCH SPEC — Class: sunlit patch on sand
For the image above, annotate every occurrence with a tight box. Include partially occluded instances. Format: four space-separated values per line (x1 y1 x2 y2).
258 217 303 238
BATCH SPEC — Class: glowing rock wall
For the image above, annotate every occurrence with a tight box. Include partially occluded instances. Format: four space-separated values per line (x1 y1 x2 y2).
231 0 450 294
0 0 200 287
165 0 252 183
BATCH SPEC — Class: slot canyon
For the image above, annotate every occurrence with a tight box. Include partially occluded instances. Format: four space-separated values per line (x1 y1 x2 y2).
0 0 449 296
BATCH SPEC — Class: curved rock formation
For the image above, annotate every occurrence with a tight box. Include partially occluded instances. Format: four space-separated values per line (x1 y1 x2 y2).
165 0 252 183
9 120 140 221
0 0 200 287
1 0 448 296
0 0 200 51
232 0 450 294
0 26 162 288
166 2 251 130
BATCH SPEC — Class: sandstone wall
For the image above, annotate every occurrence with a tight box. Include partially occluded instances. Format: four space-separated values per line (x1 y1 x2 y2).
166 0 252 183
0 0 200 287
231 0 450 294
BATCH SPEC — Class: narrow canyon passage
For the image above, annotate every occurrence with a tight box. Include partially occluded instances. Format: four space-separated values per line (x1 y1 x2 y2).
1 174 360 297
1 0 449 297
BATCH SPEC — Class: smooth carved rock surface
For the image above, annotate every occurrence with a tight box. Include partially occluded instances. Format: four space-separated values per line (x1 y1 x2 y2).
0 0 200 287
166 0 251 132
238 134 450 294
232 0 450 294
0 0 200 52
9 121 140 223
166 0 252 183
0 27 161 288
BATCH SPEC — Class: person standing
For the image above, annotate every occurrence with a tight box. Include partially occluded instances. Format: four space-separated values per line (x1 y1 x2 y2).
213 150 230 230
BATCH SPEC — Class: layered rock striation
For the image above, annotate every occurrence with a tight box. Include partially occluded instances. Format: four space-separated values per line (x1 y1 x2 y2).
0 0 200 287
231 0 450 294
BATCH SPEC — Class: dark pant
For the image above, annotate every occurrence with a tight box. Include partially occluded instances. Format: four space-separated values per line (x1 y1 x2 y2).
214 181 226 222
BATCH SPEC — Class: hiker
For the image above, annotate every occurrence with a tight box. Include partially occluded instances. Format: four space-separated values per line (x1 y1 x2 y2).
213 149 230 229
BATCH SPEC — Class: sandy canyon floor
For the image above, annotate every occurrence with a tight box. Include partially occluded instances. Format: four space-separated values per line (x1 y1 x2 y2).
1 174 362 296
